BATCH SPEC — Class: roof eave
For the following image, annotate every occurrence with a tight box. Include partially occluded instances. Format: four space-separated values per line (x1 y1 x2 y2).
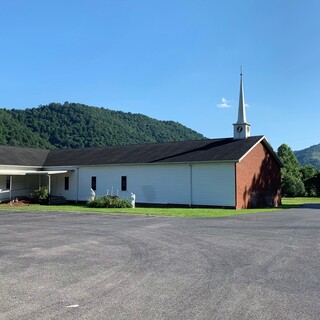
238 136 283 167
44 160 239 168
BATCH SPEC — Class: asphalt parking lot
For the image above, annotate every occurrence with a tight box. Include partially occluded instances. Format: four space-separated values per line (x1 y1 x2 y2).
0 207 320 320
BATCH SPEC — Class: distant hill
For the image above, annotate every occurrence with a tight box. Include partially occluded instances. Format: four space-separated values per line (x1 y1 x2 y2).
1 102 205 149
0 109 52 148
295 143 320 170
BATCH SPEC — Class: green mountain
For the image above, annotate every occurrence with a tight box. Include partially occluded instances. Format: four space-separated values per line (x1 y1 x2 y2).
295 144 320 170
0 109 52 148
1 102 205 149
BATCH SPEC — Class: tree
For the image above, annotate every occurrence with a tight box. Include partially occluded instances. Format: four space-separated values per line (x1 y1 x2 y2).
313 173 320 196
301 164 318 181
277 144 305 196
282 175 305 197
301 164 319 196
304 172 320 197
278 144 302 178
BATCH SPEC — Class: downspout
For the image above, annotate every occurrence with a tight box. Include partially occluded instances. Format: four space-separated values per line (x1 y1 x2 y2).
234 162 237 209
76 167 79 203
189 163 193 207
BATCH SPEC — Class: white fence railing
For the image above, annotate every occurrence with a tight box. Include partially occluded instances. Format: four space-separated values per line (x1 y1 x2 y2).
0 188 35 201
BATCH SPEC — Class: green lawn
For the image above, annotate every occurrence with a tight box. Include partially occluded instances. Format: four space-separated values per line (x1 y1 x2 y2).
281 197 320 207
0 204 279 217
1 197 318 218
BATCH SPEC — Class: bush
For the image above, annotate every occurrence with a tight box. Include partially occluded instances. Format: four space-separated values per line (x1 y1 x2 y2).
87 195 131 208
33 186 49 204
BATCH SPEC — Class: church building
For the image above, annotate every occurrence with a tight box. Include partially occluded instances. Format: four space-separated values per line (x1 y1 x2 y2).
0 74 282 208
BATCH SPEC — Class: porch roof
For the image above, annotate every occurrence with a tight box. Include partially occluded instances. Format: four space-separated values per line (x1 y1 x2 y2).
0 170 69 176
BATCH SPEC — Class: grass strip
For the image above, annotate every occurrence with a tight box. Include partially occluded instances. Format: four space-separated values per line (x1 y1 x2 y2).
0 197 318 218
0 203 281 218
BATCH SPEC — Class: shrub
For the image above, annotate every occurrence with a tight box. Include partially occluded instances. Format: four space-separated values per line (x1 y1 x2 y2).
87 195 131 208
33 186 49 204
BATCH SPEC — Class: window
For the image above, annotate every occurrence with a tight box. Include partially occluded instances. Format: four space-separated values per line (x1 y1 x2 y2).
91 176 96 191
121 176 127 191
64 177 69 190
5 176 10 190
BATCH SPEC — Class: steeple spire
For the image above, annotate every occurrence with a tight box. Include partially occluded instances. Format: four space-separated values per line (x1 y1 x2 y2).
233 67 251 139
237 67 247 123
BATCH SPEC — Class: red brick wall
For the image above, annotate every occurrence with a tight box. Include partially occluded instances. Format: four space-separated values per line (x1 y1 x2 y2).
236 142 281 209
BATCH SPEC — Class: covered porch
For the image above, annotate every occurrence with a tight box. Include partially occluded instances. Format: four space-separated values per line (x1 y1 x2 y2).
0 170 69 202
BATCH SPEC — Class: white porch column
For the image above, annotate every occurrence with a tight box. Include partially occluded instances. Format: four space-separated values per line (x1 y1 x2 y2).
189 164 193 208
9 176 12 200
48 175 51 205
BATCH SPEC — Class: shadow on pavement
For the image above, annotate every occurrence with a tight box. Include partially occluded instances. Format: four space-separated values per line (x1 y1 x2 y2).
301 203 320 209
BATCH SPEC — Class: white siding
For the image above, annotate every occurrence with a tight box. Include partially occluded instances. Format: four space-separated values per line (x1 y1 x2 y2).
64 162 236 207
50 173 78 201
78 164 191 204
192 163 235 207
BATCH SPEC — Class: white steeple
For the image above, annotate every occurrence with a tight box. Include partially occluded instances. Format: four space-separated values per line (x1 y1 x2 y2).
233 67 250 139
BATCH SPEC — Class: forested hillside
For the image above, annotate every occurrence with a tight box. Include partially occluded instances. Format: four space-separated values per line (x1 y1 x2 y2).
0 110 52 148
1 102 205 149
295 144 320 170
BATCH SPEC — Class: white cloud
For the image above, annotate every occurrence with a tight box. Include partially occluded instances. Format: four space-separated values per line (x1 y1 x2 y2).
216 97 231 108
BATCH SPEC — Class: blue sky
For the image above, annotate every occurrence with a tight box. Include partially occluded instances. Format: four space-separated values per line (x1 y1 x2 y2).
1 0 319 151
